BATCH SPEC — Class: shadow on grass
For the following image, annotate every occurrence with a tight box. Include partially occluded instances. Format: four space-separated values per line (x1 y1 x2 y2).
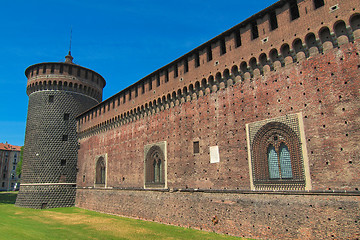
0 192 17 204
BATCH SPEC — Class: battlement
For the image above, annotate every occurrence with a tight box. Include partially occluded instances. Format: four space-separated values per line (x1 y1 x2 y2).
25 60 106 103
77 0 360 134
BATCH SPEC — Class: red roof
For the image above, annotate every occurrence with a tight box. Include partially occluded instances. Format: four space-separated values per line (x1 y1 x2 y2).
0 143 22 151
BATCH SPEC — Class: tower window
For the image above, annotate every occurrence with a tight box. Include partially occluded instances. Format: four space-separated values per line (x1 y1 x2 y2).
68 66 72 74
60 159 66 166
63 113 69 121
235 29 242 48
77 68 81 77
148 79 152 90
62 135 68 141
289 0 300 21
207 46 213 61
51 65 55 73
314 0 324 9
251 22 259 39
48 95 54 103
184 58 189 73
195 52 200 68
220 39 226 55
165 70 169 83
60 65 63 74
157 74 160 86
269 11 278 30
174 64 178 78
141 82 145 94
43 65 46 74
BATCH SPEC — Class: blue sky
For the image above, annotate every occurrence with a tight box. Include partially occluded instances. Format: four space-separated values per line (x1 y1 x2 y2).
0 0 277 146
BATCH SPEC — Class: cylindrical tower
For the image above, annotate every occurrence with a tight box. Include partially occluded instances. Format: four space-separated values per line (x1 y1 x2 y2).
16 52 106 209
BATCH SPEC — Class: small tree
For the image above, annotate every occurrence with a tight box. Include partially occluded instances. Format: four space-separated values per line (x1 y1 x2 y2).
16 146 23 177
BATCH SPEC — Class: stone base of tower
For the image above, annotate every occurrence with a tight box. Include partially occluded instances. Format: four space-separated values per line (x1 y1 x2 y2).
15 184 76 209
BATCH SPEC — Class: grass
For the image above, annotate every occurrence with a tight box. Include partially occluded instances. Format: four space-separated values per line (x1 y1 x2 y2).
0 192 245 240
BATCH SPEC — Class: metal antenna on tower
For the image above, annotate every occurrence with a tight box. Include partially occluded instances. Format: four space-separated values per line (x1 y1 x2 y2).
65 27 74 63
69 27 72 55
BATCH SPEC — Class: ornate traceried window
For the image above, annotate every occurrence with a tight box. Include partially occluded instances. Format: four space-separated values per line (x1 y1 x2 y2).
145 143 166 188
249 119 307 191
95 157 106 186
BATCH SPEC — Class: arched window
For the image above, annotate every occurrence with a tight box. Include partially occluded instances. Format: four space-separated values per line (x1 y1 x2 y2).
95 157 106 186
145 145 165 188
250 121 305 190
267 143 293 179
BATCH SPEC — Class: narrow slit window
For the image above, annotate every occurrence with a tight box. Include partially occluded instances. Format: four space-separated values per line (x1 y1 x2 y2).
314 0 324 9
60 159 66 166
135 85 138 97
195 52 200 68
174 64 178 78
207 46 213 61
165 70 169 82
149 79 152 90
269 11 278 30
48 95 54 103
43 65 46 74
184 58 189 73
220 39 226 55
68 66 72 74
51 65 55 73
251 22 259 39
235 29 242 47
157 74 160 86
290 0 300 21
142 82 145 94
77 68 81 76
60 65 63 74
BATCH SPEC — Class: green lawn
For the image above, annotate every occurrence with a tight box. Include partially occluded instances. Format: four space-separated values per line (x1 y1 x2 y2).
0 192 244 240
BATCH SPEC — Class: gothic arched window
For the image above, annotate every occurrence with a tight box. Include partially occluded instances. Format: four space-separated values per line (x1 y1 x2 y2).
251 121 305 190
95 157 106 186
145 145 165 188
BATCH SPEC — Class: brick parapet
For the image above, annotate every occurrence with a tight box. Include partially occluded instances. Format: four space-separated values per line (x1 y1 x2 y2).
26 62 106 102
77 0 360 133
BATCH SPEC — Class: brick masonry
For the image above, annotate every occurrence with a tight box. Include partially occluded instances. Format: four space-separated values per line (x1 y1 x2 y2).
76 39 360 239
16 57 105 209
19 0 360 238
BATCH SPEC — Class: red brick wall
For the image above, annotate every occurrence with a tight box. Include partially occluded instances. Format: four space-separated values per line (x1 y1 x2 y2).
76 189 360 239
77 41 360 191
76 40 360 239
76 0 360 238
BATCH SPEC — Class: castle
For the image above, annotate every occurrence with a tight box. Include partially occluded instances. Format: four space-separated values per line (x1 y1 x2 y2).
17 0 360 239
